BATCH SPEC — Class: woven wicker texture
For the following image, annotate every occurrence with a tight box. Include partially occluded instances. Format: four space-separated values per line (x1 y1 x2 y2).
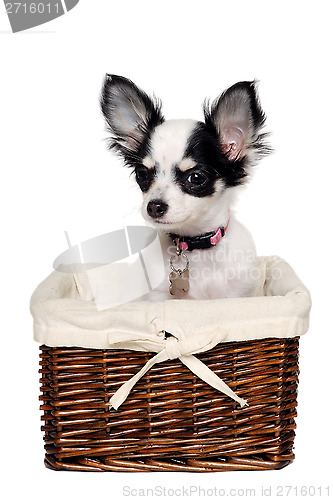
39 337 299 471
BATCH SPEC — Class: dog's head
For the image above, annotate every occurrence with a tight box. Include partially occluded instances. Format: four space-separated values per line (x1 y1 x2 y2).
101 75 269 234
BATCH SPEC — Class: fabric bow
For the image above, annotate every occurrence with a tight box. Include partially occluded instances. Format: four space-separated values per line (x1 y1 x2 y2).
108 330 247 410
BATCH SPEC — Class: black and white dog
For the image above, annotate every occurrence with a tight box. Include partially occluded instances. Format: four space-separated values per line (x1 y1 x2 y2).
101 75 270 300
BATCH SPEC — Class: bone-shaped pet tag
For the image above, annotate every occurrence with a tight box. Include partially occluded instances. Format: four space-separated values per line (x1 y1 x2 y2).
169 268 190 296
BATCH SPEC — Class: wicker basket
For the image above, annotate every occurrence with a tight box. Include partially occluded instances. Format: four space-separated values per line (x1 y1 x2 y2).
39 336 299 472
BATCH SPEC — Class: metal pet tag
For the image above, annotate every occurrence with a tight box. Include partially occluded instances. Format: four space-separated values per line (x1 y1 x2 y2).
169 253 190 296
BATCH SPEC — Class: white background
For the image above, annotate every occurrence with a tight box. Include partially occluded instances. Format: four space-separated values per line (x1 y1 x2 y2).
0 0 332 498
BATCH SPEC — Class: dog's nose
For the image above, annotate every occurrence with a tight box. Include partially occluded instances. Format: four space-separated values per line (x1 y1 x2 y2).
147 199 168 219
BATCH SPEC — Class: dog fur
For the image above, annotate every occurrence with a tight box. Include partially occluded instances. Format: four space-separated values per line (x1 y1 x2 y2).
101 75 270 300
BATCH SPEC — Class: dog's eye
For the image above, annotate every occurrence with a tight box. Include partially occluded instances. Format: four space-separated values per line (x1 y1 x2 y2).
136 167 150 183
135 166 155 192
186 172 208 186
175 166 216 197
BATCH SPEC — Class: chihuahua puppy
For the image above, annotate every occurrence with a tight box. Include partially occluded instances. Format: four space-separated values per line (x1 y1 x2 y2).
101 75 269 300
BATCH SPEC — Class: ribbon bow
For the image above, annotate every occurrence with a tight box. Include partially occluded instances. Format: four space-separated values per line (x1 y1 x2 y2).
109 330 247 410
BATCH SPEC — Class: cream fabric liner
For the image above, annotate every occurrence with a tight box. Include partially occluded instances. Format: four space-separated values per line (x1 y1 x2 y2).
31 255 311 349
31 255 311 409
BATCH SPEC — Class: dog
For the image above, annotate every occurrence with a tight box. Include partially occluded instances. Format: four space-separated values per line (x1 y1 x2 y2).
100 75 270 300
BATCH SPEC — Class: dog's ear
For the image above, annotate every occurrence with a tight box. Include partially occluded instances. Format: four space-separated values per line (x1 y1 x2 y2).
101 75 164 157
204 81 270 166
